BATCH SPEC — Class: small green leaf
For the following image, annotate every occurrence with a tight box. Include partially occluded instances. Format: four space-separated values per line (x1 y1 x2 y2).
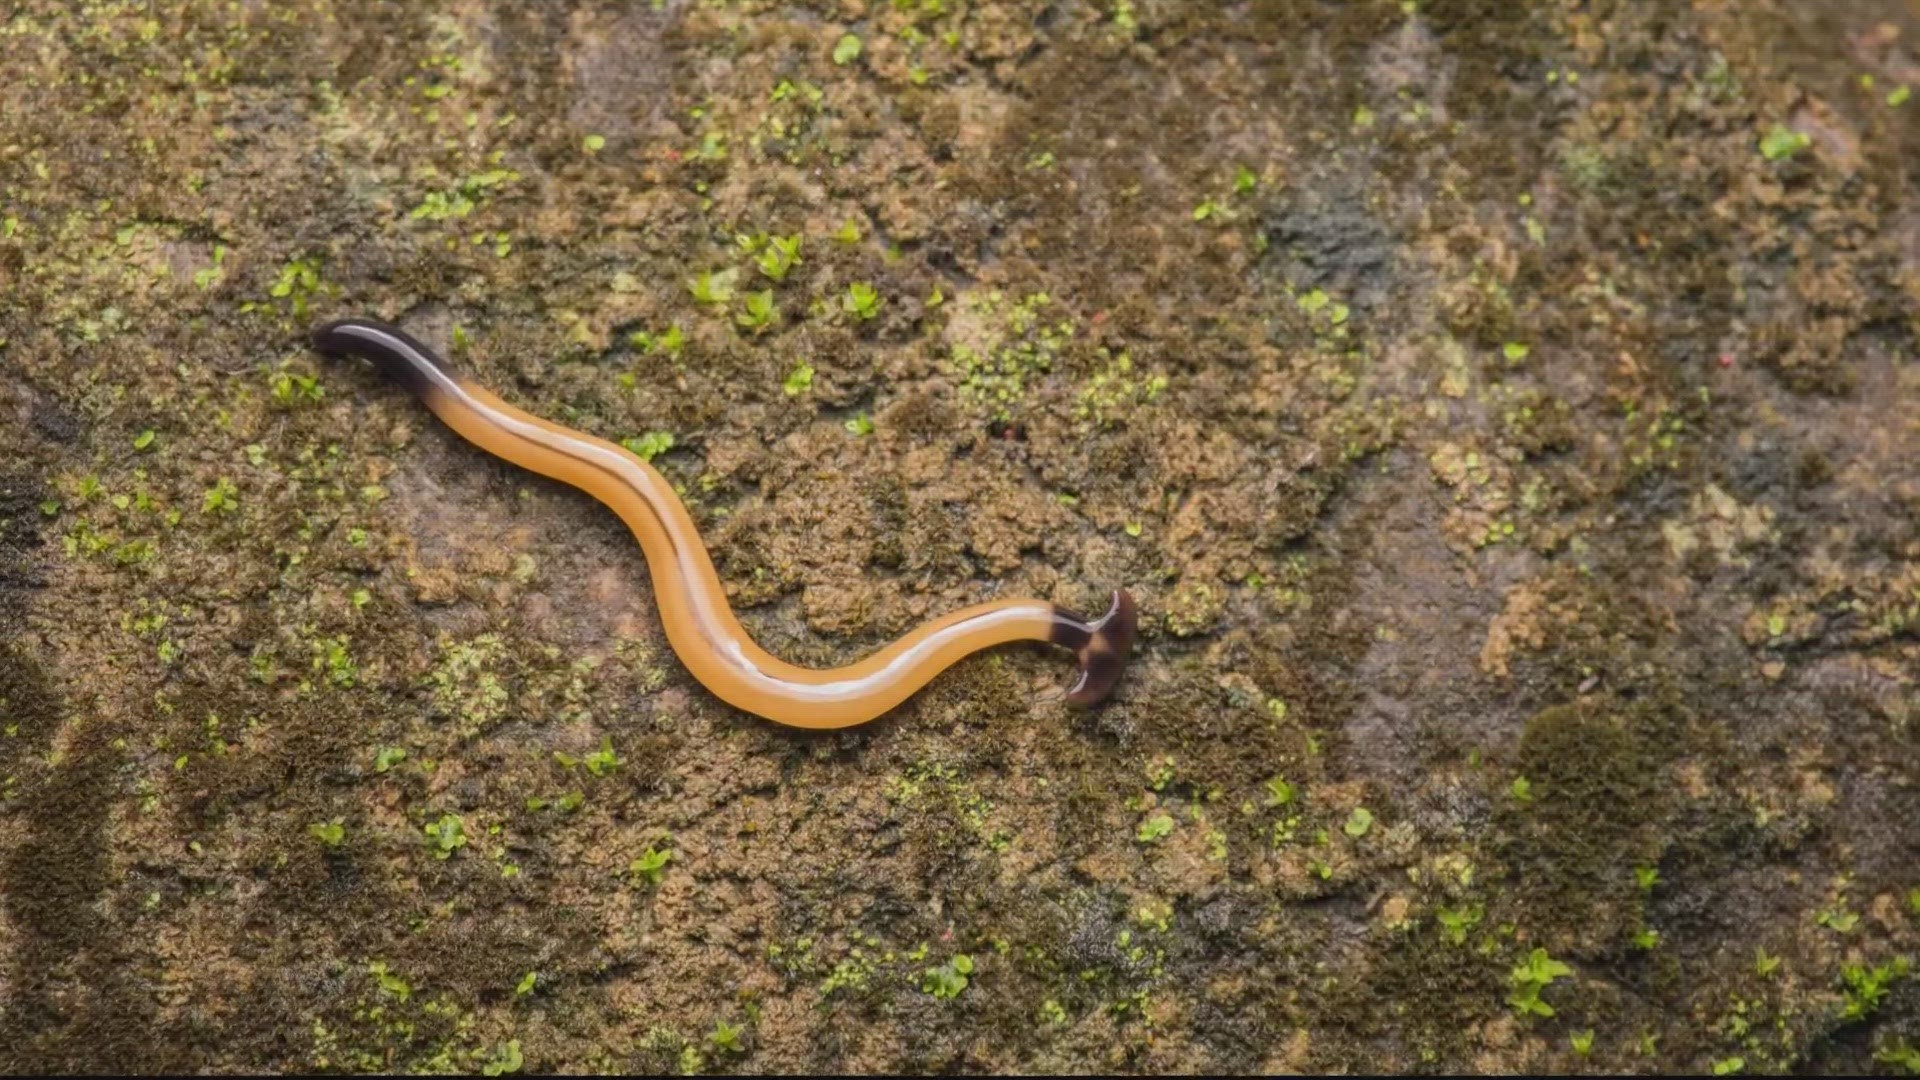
516 971 537 995
133 429 156 451
583 133 606 153
425 813 468 859
1136 812 1174 843
631 845 673 886
1759 125 1810 161
843 282 882 320
784 361 815 396
621 431 675 461
1343 807 1374 838
737 289 778 331
689 267 740 305
832 33 863 66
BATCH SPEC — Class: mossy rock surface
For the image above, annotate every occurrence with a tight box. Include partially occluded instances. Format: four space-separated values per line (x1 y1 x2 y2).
3 0 1919 1073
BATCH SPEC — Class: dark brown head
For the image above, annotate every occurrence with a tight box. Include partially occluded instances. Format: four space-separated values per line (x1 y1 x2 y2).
310 317 457 400
1050 589 1137 708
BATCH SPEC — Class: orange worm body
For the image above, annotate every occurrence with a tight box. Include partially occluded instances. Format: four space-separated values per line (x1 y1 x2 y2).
314 318 1134 729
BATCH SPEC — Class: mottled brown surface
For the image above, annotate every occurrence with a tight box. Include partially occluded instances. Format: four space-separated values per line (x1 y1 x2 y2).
2 0 1919 1073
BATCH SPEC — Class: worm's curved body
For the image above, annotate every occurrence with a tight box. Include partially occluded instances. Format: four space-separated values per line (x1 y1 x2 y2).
313 318 1134 729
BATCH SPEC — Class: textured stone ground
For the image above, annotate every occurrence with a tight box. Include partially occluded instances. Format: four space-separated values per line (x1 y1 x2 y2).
2 0 1919 1073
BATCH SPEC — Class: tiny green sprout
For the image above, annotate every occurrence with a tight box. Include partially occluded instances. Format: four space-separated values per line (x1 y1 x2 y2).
833 218 861 244
708 1020 744 1055
1297 288 1330 314
580 736 622 776
737 290 778 331
1841 956 1911 1020
516 971 537 996
844 413 874 436
1235 165 1258 194
1817 906 1860 933
481 1040 523 1077
1510 776 1533 802
1502 341 1531 362
202 477 239 514
133 429 156 451
1134 756 1169 792
425 813 468 859
1263 778 1295 808
632 324 686 355
1878 1042 1920 1075
1712 1057 1745 1076
1759 125 1810 161
689 267 739 305
368 960 412 1003
843 282 882 320
1041 999 1068 1026
1908 886 1920 917
1192 198 1222 221
832 33 863 66
1507 947 1572 1018
1267 697 1288 721
1136 812 1175 843
352 588 371 609
1124 521 1143 538
583 133 606 153
1632 927 1660 950
309 818 346 847
1344 807 1374 838
1436 903 1483 946
927 286 945 307
755 234 802 281
632 845 673 886
921 954 973 999
622 431 675 461
374 746 408 773
1635 866 1660 891
784 361 815 396
1754 946 1781 977
1890 86 1912 107
193 245 227 289
1571 1030 1595 1056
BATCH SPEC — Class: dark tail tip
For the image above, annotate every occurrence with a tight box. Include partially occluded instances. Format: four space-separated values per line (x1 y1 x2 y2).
1060 589 1137 708
309 316 448 398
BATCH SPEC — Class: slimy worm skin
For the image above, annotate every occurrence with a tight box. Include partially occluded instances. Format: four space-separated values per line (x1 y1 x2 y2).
312 317 1136 730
